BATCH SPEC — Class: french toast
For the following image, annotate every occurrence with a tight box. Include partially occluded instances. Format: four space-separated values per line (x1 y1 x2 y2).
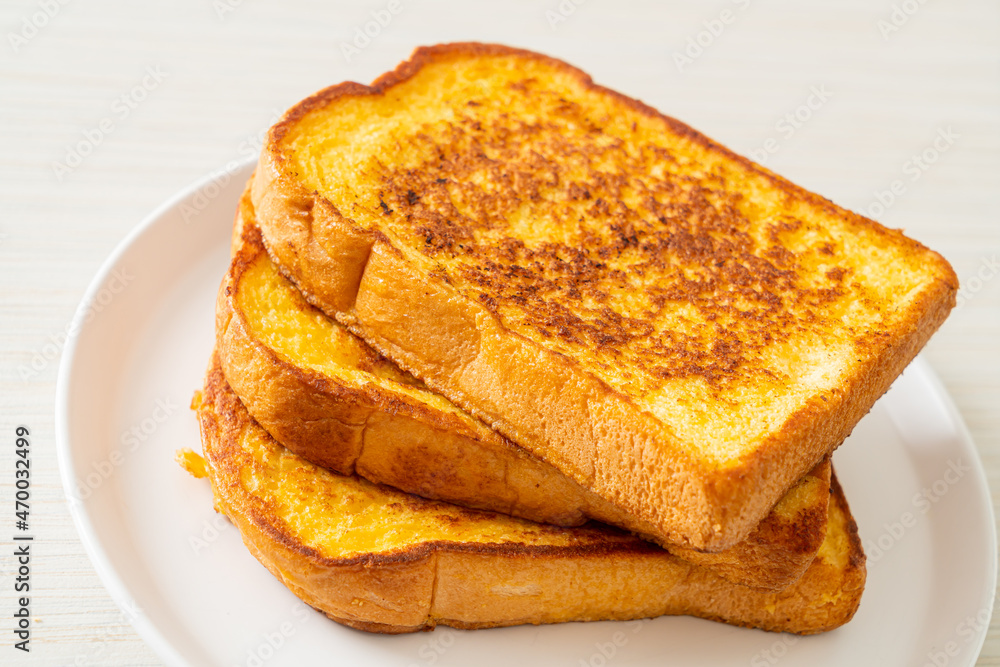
251 43 958 550
217 189 831 590
189 354 866 634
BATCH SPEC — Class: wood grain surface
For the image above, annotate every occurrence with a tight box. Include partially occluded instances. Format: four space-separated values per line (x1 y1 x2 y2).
0 1 997 665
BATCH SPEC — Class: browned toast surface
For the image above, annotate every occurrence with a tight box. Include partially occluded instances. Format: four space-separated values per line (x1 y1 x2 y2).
251 43 957 549
192 354 865 634
217 189 831 588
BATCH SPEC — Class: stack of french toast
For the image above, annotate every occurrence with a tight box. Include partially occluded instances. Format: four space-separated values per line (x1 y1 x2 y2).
182 43 958 636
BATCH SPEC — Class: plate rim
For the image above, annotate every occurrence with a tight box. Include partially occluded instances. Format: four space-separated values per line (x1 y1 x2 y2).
55 158 258 667
901 356 998 661
54 159 997 667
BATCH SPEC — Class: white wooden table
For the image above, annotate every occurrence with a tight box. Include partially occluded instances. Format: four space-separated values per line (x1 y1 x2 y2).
1 1 997 664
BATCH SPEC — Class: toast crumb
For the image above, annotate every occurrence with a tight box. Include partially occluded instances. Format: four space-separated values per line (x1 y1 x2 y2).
176 448 208 479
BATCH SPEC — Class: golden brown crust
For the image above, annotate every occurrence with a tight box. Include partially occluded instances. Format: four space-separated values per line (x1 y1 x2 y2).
194 354 865 634
251 42 957 551
667 460 831 584
220 192 830 589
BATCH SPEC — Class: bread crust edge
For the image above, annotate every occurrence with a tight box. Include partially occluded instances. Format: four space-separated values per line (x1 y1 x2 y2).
250 42 957 551
226 192 831 588
195 354 866 635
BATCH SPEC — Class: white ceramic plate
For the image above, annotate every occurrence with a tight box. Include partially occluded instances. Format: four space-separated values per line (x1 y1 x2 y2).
57 161 996 667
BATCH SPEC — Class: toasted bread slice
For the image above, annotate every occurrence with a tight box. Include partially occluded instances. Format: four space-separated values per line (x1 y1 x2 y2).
218 190 831 589
190 353 865 634
251 43 957 551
